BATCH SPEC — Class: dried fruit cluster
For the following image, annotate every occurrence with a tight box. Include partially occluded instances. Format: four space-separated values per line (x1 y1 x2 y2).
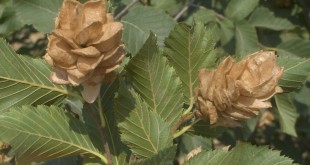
195 51 284 126
44 0 124 103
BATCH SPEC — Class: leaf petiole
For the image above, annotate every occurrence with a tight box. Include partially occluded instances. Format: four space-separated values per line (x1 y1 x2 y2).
173 118 201 138
182 97 195 116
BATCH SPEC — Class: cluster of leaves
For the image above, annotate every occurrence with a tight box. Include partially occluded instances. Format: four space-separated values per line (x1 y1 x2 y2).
0 0 309 164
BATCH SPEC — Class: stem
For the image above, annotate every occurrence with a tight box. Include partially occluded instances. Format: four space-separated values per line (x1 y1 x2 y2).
97 95 113 164
173 118 201 138
172 113 195 133
101 127 113 165
174 0 195 21
98 155 109 165
115 0 139 20
98 95 105 128
87 106 109 164
182 97 194 116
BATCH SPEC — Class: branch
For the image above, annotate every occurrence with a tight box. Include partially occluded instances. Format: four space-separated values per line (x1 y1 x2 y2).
86 103 109 164
174 0 195 21
97 95 113 164
115 0 140 20
172 113 195 133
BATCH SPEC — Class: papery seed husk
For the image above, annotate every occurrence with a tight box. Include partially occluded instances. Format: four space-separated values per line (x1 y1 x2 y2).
71 46 101 57
75 22 103 46
82 0 107 27
77 55 105 73
53 29 79 49
56 0 80 30
47 36 77 68
67 68 88 79
81 83 101 103
194 51 283 126
93 22 123 52
50 68 69 85
43 54 54 66
45 0 124 103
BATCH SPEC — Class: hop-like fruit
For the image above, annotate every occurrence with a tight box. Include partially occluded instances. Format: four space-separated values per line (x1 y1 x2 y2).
195 51 284 126
44 0 124 103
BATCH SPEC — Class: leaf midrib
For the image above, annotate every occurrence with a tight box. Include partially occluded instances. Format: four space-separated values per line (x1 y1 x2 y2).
117 100 161 157
227 2 244 19
0 124 103 160
0 76 68 95
146 45 158 111
122 20 146 34
187 30 193 101
135 102 159 153
275 48 295 56
282 58 310 72
235 24 244 44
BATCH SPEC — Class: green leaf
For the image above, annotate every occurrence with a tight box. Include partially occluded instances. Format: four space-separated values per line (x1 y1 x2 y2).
122 6 176 56
235 22 259 57
274 93 298 137
0 2 22 36
164 22 216 103
277 56 310 91
102 81 130 165
115 83 173 159
0 0 10 17
105 107 130 165
237 117 259 140
0 38 67 112
32 156 79 165
276 39 310 58
205 23 221 43
186 7 216 25
151 0 186 16
179 134 212 157
224 0 259 21
126 33 183 127
82 157 107 165
188 120 225 138
13 0 63 33
133 146 177 165
279 28 310 42
0 105 106 164
217 18 235 46
0 163 11 165
249 7 295 31
185 142 295 165
294 76 310 113
86 79 130 165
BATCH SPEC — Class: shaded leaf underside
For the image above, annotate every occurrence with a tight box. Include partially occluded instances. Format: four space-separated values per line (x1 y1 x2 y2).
122 6 176 56
13 0 62 33
185 142 294 165
126 33 183 127
164 22 216 103
277 56 310 91
0 105 105 164
274 93 298 137
115 83 173 159
0 38 67 112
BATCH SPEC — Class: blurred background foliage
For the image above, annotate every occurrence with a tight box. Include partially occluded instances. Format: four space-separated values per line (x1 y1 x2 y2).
0 0 310 164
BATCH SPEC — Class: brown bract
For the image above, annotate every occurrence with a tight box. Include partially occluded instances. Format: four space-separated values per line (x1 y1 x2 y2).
195 51 284 127
44 0 125 103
